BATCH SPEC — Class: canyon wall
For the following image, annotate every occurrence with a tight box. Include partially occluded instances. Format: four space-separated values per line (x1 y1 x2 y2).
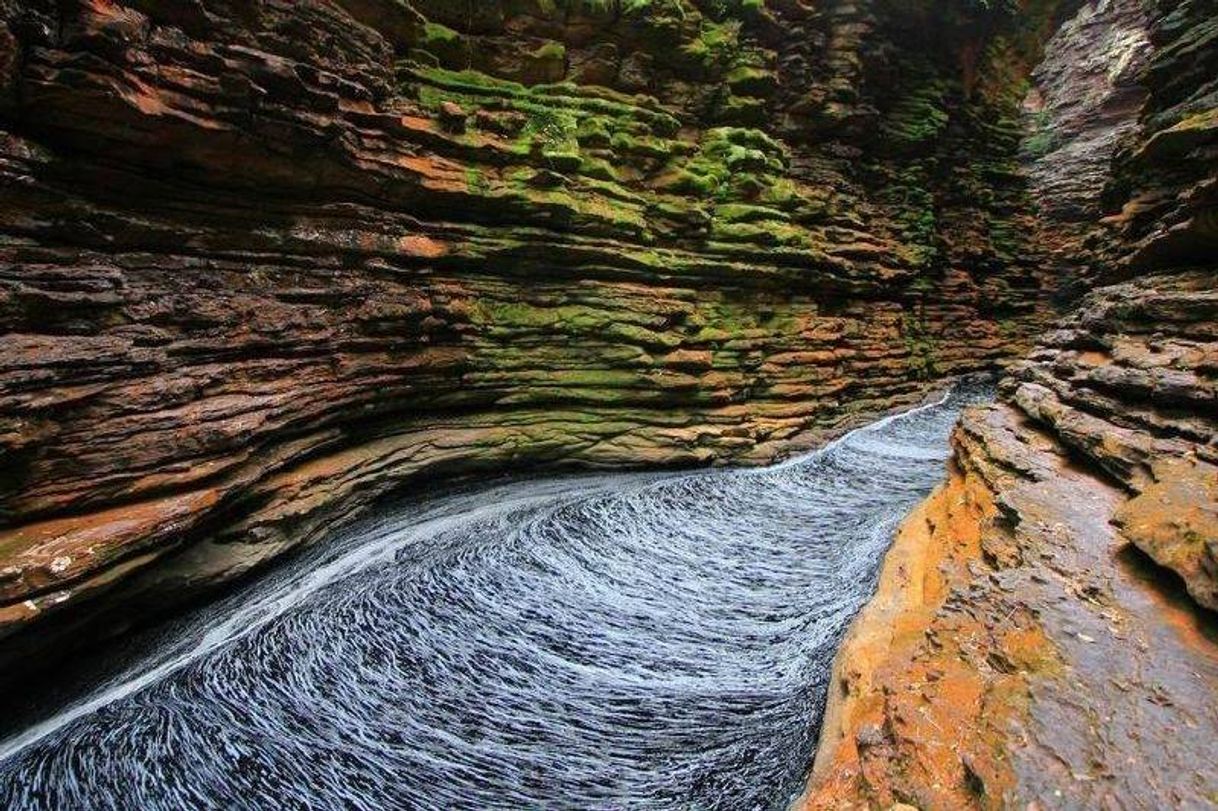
807 0 1218 806
0 0 1065 678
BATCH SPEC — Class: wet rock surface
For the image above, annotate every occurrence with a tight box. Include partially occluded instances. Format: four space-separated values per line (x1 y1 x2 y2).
804 401 1218 809
1021 0 1151 295
0 0 1214 807
1005 0 1218 614
1005 270 1218 611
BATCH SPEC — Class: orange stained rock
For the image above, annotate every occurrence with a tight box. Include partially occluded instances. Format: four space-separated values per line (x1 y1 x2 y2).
396 115 435 133
1115 456 1218 610
0 488 220 603
803 394 1218 809
397 234 449 258
392 154 468 192
802 439 1070 810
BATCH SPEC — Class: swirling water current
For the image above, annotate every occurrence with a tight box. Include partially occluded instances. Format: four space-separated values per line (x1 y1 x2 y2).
0 383 990 810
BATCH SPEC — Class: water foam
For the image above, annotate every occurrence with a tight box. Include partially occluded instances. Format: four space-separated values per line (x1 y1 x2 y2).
0 383 990 810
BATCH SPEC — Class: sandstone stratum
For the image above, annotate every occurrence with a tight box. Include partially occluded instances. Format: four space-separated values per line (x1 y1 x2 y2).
0 0 1216 808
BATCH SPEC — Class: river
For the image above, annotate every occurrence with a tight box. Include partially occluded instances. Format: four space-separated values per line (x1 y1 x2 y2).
0 382 991 810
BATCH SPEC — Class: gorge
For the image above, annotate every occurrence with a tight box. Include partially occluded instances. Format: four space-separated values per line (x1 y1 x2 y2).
0 0 1216 808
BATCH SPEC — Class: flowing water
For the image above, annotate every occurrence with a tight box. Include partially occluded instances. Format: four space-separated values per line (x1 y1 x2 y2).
0 382 991 810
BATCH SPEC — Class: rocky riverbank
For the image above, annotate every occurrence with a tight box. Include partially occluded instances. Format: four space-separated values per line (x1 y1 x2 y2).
804 0 1218 804
803 397 1218 808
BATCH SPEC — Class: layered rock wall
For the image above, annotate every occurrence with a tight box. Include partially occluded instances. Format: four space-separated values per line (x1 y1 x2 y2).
1021 0 1150 295
804 400 1218 809
0 0 1063 677
806 0 1218 805
1005 0 1218 609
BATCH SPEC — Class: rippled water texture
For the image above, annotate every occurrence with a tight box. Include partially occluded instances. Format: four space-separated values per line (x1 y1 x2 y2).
0 383 991 810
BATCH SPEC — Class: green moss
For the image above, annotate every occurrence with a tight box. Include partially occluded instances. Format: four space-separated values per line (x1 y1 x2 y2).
988 217 1024 260
683 20 741 71
1022 130 1055 157
465 165 491 194
881 61 951 150
715 94 767 126
533 41 567 61
578 155 621 181
661 126 788 201
417 19 464 67
877 163 940 269
527 41 568 83
901 313 940 379
422 21 459 45
996 317 1022 340
711 220 808 246
714 203 789 223
725 64 777 97
575 116 614 148
758 177 800 207
539 149 583 172
523 107 577 144
700 0 766 18
609 131 685 160
621 0 689 20
658 168 722 196
605 322 683 349
414 67 527 97
648 198 711 227
1023 108 1056 157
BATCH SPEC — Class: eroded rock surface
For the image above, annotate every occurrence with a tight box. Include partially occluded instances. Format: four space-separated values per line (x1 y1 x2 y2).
1005 0 1218 612
804 402 1218 809
0 0 1064 679
1006 270 1218 610
1021 0 1151 295
806 0 1218 806
0 0 1214 803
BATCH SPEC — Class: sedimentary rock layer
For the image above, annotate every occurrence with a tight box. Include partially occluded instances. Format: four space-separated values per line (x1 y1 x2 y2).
804 401 1218 809
806 0 1218 805
0 0 1060 677
1005 270 1218 610
1020 0 1151 295
1006 0 1218 610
